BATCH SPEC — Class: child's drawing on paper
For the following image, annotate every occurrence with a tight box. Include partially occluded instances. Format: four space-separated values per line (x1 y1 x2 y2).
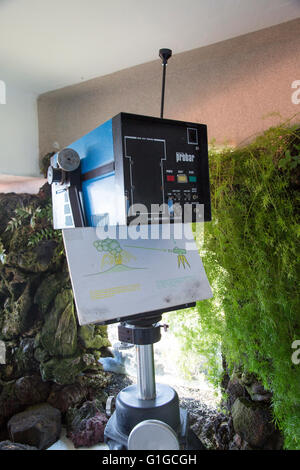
92 238 142 273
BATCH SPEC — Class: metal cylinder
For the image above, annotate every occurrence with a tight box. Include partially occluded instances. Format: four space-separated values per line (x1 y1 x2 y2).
136 344 156 400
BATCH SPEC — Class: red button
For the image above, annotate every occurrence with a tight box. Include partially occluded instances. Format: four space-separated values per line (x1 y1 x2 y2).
167 175 175 181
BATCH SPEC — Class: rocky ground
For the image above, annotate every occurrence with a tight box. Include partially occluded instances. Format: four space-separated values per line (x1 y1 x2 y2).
104 367 283 451
105 371 222 448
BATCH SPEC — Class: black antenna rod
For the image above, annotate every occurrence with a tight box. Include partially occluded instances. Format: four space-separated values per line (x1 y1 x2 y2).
159 48 172 119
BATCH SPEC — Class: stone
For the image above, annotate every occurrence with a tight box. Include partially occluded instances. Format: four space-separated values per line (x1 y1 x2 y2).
0 440 38 450
191 410 226 450
262 431 283 450
34 273 64 314
77 372 109 401
215 419 234 450
14 338 39 377
228 433 242 450
240 440 253 450
39 289 77 357
0 339 5 364
1 342 15 379
232 397 277 448
40 353 97 385
47 383 88 413
0 380 23 429
14 375 50 405
245 381 272 402
68 411 108 448
66 399 104 434
8 403 61 450
239 371 256 387
54 302 77 356
33 345 50 364
8 236 59 273
1 267 28 301
0 276 8 319
0 190 109 432
0 338 39 380
1 284 33 339
226 377 245 409
79 324 110 350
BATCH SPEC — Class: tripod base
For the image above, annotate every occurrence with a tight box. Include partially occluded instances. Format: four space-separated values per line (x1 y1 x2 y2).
104 383 204 450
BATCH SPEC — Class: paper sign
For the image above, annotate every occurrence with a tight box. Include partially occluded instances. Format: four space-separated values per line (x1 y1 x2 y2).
63 224 212 325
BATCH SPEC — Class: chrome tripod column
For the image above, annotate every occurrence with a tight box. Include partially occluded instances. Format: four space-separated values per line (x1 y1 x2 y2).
104 317 195 450
136 344 156 400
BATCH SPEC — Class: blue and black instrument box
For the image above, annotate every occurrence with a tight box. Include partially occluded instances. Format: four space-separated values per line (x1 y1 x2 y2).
50 112 211 228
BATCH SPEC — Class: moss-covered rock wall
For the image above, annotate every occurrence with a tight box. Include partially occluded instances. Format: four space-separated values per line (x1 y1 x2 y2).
0 186 110 439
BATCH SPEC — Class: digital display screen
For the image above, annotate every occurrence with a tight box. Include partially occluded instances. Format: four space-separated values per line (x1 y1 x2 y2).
177 174 188 183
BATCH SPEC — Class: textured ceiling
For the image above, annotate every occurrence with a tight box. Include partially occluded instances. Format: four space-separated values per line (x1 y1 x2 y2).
0 0 299 93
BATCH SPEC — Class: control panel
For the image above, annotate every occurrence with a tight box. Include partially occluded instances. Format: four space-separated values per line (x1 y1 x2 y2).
119 113 211 223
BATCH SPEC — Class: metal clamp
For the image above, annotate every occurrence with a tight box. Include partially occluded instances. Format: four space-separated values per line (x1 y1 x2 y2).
118 322 161 345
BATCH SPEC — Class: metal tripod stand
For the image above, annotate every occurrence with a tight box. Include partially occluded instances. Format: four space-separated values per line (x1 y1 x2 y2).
104 315 204 450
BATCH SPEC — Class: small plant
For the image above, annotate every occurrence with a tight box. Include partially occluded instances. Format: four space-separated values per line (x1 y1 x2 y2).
6 205 33 232
6 202 62 248
28 227 61 247
278 144 300 170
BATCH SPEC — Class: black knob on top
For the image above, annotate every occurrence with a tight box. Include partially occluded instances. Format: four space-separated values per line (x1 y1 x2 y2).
159 48 172 65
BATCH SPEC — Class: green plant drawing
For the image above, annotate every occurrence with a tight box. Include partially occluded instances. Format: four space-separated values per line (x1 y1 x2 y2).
90 238 192 275
92 238 139 274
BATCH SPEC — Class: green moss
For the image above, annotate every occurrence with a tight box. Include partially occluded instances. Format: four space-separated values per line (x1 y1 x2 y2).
34 346 50 364
76 372 109 399
78 325 110 350
39 289 77 357
1 284 32 339
34 273 63 314
40 353 98 385
169 122 300 449
6 206 63 273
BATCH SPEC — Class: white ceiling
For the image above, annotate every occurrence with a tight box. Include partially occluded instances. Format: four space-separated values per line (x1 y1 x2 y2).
0 0 299 94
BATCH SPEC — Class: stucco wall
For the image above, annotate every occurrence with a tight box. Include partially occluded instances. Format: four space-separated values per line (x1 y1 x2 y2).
38 18 300 158
0 84 39 177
